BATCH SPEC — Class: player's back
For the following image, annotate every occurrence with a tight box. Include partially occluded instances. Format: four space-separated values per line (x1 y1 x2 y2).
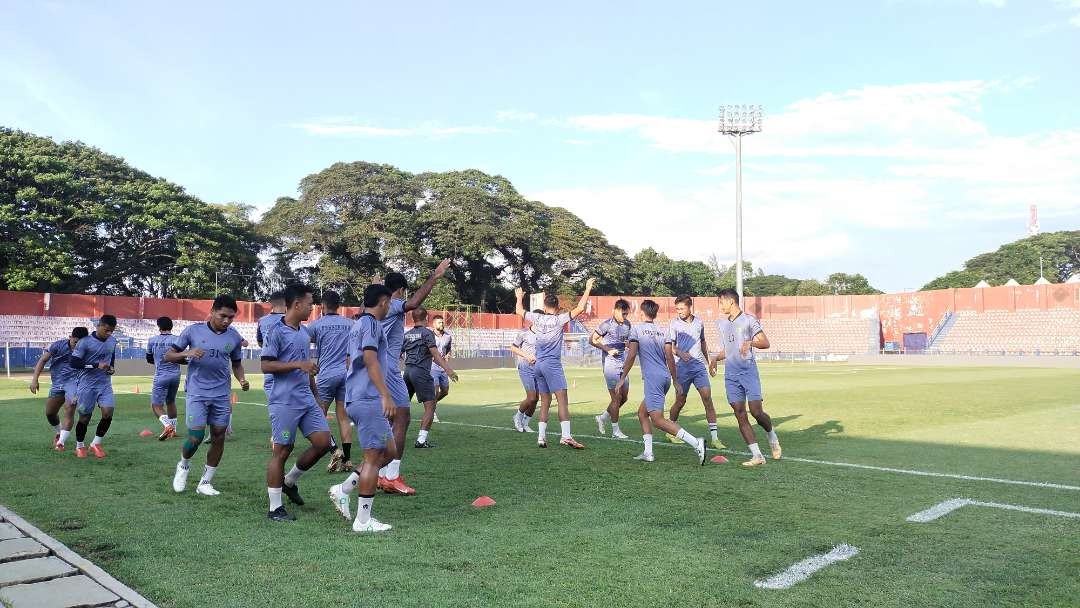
631 321 670 380
524 311 570 360
308 313 353 378
256 312 283 348
47 339 73 380
347 313 389 403
148 334 181 378
403 326 435 369
381 298 407 365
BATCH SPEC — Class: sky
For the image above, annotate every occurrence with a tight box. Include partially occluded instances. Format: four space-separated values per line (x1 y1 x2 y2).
2 0 1079 292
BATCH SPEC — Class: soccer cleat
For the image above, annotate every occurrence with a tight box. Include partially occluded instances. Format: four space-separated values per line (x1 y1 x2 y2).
512 413 524 433
342 460 354 471
196 483 221 497
383 477 416 496
667 433 684 444
158 425 176 441
89 444 106 459
537 438 547 448
352 517 392 533
328 484 351 520
708 438 726 450
53 432 60 446
694 437 707 466
53 442 65 452
432 413 441 423
414 440 435 449
282 482 305 505
268 506 296 522
522 422 534 433
742 456 767 468
75 446 88 458
172 463 189 493
327 448 344 473
559 436 585 449
612 429 629 439
633 452 655 462
594 415 606 435
377 476 389 490
771 444 782 460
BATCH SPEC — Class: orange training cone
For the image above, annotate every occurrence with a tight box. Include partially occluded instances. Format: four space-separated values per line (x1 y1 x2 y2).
139 429 154 437
471 496 496 508
710 455 729 464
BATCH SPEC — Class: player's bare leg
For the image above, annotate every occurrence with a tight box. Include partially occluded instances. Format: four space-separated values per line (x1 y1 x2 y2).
698 387 725 448
514 391 538 432
44 395 66 446
748 399 780 460
554 388 583 449
731 401 767 467
415 400 437 447
333 398 354 469
379 408 415 495
596 386 630 438
330 440 399 532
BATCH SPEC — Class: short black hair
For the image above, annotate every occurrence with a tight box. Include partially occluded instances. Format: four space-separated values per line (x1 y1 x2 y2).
351 313 361 320
412 306 428 323
718 288 740 304
640 300 659 319
99 314 117 328
431 314 443 322
212 294 238 312
674 295 693 306
363 284 393 308
543 293 559 308
531 308 544 315
322 290 341 310
71 326 89 339
156 316 173 331
283 283 314 308
613 299 630 312
269 290 286 305
384 272 408 293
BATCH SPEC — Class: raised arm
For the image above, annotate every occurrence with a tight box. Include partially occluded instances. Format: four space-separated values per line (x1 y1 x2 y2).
569 278 596 319
515 287 527 318
405 258 451 312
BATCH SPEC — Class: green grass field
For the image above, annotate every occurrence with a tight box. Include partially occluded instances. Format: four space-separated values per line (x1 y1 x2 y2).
1 364 1078 607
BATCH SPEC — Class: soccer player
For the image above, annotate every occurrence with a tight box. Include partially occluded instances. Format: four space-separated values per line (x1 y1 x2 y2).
513 279 596 449
30 326 86 449
307 290 355 472
256 290 287 396
592 298 632 439
69 315 118 459
430 315 452 422
30 326 88 450
667 295 725 449
261 283 335 521
713 288 781 467
615 299 706 465
510 314 549 433
167 295 250 496
402 307 458 449
378 259 451 496
146 316 182 440
327 284 399 533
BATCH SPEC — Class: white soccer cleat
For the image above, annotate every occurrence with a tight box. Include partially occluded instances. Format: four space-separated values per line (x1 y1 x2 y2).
694 437 707 466
196 483 221 497
512 413 524 432
522 422 534 433
433 413 441 423
352 518 392 533
172 463 189 493
633 452 655 462
612 429 629 439
328 484 351 520
594 415 606 435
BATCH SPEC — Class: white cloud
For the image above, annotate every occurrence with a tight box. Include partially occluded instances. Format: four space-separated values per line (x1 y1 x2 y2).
293 118 505 138
1054 1 1080 26
495 110 539 122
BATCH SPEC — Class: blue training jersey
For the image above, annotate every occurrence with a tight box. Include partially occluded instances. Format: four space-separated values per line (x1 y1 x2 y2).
262 318 315 406
717 312 764 373
347 313 389 403
381 298 407 371
147 334 182 379
432 331 452 373
668 316 708 371
174 322 243 401
307 313 354 378
595 317 631 367
46 339 75 384
629 321 672 383
524 311 571 361
70 333 117 386
256 312 284 348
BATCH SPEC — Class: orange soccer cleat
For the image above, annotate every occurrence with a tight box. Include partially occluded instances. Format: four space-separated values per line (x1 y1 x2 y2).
75 446 88 459
89 444 106 459
53 442 65 452
559 437 586 450
158 425 177 441
383 477 417 496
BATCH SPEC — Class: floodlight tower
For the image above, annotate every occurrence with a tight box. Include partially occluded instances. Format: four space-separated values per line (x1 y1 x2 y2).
718 105 762 299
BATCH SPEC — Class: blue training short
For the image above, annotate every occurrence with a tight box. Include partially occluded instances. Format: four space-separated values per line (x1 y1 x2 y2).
151 375 180 406
316 373 346 406
603 361 628 391
676 364 711 394
643 376 671 412
185 397 231 428
75 382 115 415
268 396 330 446
47 379 68 399
533 359 568 393
432 368 450 389
518 363 550 394
725 368 763 404
346 399 394 449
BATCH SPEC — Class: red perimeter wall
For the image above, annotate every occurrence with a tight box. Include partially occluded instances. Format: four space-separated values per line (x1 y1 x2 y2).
3 284 1079 344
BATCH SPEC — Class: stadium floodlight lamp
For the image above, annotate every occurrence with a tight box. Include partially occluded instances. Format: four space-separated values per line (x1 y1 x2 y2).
717 104 763 300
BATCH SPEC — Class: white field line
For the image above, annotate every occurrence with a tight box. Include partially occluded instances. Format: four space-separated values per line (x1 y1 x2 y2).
753 544 860 590
162 393 1080 492
906 498 1080 523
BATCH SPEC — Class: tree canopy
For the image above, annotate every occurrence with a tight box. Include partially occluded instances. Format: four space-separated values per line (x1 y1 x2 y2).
921 231 1080 290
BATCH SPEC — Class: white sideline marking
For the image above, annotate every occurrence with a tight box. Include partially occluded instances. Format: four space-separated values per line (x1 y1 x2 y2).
906 498 1080 523
164 394 1080 492
753 544 860 590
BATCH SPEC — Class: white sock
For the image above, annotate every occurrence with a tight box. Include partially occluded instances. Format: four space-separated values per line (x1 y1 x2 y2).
355 495 374 524
749 442 763 458
268 487 283 511
611 422 621 434
560 420 571 439
159 414 170 428
767 429 779 446
643 433 654 456
417 430 429 443
179 457 191 470
76 441 85 449
522 414 532 426
58 430 70 445
200 465 216 484
169 418 178 428
385 459 401 480
342 472 360 493
284 464 305 487
537 421 547 438
91 436 103 446
709 423 718 440
676 428 697 446
599 411 611 422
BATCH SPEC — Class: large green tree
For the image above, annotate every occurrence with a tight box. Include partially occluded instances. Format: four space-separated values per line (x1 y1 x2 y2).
922 231 1080 289
0 128 264 297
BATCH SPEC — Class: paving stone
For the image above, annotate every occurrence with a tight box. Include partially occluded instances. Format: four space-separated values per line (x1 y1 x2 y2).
0 538 48 563
0 574 120 607
0 556 76 586
0 523 23 541
116 601 130 607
